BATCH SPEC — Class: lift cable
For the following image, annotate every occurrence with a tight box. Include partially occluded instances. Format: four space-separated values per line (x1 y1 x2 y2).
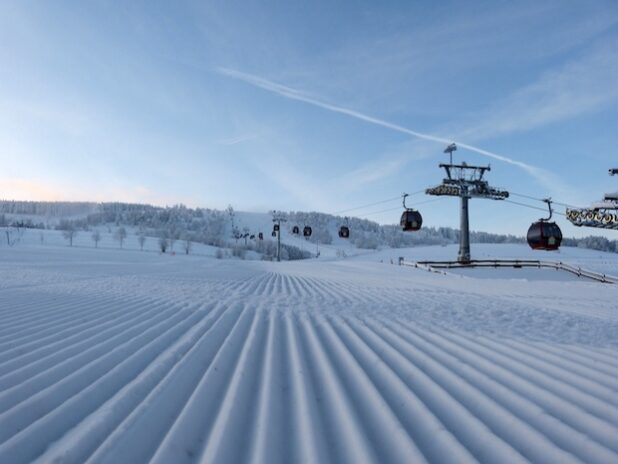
330 190 425 216
504 199 567 217
355 205 401 218
356 197 445 218
509 192 578 209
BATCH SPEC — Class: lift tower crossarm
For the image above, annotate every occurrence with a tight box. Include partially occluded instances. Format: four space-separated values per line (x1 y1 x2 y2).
439 163 490 182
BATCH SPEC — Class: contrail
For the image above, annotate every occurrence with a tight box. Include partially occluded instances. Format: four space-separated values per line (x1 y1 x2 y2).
217 67 550 182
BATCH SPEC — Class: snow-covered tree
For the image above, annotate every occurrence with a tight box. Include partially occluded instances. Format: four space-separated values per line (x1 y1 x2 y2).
138 234 146 251
181 232 192 255
62 224 77 247
114 227 127 248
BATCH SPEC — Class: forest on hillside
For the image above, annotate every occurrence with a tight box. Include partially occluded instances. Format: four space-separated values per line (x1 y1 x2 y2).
1 200 616 254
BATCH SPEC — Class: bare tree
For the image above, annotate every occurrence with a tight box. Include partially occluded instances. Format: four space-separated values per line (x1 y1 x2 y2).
158 236 168 253
182 233 192 255
114 227 127 248
62 226 77 247
168 233 177 251
138 234 146 251
227 204 235 230
92 230 101 248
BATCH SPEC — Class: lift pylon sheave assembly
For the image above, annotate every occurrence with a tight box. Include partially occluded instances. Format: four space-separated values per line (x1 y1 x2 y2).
566 169 618 230
426 144 509 263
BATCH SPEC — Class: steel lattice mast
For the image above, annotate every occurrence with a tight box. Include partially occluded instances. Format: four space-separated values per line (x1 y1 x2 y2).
426 144 509 263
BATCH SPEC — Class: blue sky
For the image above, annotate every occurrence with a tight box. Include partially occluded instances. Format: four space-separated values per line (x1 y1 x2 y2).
1 0 617 236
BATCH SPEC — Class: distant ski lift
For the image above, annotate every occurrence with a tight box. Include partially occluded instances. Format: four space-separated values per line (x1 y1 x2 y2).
271 231 277 237
250 234 255 240
273 224 280 232
292 225 300 235
400 193 423 232
527 199 562 251
303 226 312 237
258 232 263 240
338 217 350 238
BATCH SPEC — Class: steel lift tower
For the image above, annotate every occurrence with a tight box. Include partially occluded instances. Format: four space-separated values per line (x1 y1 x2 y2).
271 211 288 262
426 144 509 263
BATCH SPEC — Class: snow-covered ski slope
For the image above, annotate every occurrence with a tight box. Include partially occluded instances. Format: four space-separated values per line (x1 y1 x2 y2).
1 243 617 463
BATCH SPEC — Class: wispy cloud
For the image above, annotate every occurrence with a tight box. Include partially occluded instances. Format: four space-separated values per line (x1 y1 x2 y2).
218 132 262 145
269 2 617 113
335 139 438 192
459 40 618 141
216 67 552 185
337 156 409 192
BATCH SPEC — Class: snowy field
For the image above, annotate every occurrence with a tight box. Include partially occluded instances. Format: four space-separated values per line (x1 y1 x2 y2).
1 240 618 463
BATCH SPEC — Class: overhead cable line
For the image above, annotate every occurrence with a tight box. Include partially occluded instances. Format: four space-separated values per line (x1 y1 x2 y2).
509 191 578 209
357 197 445 218
330 190 425 216
504 199 566 216
355 206 401 218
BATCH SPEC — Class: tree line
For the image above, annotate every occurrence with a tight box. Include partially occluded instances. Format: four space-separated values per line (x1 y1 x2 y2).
1 201 617 255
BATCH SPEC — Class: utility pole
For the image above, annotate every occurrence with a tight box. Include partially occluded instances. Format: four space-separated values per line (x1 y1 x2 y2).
426 144 509 263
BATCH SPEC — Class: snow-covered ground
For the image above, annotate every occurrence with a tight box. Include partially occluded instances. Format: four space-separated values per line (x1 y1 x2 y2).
0 239 617 463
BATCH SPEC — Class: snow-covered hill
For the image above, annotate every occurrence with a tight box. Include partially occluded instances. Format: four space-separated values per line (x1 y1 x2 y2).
0 240 617 463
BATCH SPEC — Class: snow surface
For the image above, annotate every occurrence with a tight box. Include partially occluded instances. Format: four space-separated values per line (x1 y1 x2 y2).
0 237 617 463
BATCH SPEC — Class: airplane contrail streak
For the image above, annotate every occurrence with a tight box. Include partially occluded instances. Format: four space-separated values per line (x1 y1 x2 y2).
217 67 549 182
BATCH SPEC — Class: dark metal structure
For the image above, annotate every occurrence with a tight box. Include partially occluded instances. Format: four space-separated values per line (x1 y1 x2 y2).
303 226 312 237
425 144 509 263
292 226 300 235
338 217 350 238
566 169 618 230
527 199 562 250
272 213 287 261
400 193 423 232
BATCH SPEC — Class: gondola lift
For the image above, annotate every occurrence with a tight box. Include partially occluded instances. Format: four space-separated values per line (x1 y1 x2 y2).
258 232 263 240
338 217 350 238
400 193 423 232
271 231 276 237
527 198 562 251
292 225 300 235
303 226 312 237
